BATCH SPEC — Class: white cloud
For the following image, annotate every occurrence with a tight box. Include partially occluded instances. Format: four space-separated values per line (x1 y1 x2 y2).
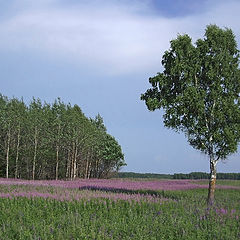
0 0 239 75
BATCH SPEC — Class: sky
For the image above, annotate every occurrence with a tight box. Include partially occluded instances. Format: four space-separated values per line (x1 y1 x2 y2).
0 0 239 174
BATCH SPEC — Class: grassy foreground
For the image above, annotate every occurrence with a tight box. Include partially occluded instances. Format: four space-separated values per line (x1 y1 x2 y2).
0 182 239 239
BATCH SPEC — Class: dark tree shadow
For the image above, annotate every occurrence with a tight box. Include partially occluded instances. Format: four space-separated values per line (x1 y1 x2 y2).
79 186 162 197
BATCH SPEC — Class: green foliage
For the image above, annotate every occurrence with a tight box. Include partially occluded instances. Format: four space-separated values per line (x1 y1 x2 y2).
89 115 126 178
90 113 107 132
141 25 240 161
117 172 173 179
0 94 125 179
173 172 240 180
118 172 240 180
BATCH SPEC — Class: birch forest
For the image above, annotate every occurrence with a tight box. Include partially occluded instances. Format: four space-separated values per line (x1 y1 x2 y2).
0 94 125 180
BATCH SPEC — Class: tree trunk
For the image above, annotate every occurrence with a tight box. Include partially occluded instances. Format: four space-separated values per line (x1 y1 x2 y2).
96 159 100 178
70 142 75 180
6 128 11 179
73 145 78 179
85 155 89 179
87 162 92 179
66 148 71 179
32 127 38 180
207 159 217 206
55 145 59 180
15 127 21 179
55 124 61 180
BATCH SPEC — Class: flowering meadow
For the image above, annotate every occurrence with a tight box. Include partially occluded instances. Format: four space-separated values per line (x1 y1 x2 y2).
0 178 239 239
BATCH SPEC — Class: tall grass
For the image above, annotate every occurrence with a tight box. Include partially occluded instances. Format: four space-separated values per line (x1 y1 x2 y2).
0 180 239 239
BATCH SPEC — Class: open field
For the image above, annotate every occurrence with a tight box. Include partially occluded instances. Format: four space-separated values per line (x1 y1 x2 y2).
190 179 240 187
0 179 239 239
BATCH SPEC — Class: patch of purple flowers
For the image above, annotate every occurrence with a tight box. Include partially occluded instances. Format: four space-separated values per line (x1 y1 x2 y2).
0 178 209 191
0 189 170 203
1 178 239 191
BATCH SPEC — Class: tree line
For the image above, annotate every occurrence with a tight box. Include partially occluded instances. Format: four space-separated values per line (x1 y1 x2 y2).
173 172 240 180
116 172 172 179
117 172 240 180
0 94 126 180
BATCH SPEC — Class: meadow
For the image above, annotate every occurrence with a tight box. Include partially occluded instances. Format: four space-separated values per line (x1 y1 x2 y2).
0 178 239 240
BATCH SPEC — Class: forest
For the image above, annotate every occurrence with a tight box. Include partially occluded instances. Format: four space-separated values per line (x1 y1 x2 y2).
0 94 125 180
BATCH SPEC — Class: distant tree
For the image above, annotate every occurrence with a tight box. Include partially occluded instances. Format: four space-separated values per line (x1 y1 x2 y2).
141 25 240 205
117 172 173 179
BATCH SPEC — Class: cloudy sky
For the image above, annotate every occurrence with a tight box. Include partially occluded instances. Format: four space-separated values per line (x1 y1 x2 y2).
1 0 239 174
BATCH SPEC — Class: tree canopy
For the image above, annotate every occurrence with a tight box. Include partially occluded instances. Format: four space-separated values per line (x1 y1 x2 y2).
141 25 240 204
0 94 126 180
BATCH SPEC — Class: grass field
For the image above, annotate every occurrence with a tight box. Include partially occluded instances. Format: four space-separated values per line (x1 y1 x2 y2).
191 179 240 187
0 179 239 240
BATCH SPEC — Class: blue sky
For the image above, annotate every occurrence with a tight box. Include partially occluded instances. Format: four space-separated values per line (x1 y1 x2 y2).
0 0 239 174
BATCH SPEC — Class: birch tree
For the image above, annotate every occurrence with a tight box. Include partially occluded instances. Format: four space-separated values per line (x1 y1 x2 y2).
28 98 44 180
50 98 66 180
141 25 240 205
0 95 7 176
0 95 9 178
9 98 26 179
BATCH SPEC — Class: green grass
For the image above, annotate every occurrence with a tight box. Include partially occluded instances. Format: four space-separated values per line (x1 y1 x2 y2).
0 186 239 239
191 179 240 187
